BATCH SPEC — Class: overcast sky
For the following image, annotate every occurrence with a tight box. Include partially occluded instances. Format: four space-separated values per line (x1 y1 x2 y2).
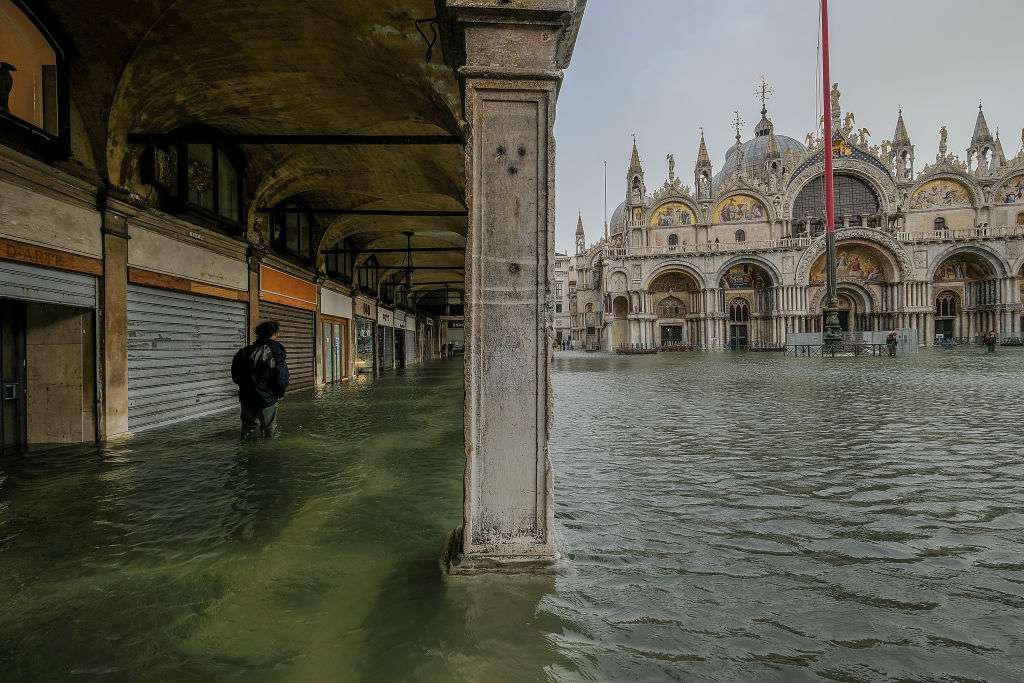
553 0 1024 252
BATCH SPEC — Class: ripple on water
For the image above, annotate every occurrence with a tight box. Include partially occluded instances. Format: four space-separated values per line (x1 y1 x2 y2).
549 349 1024 681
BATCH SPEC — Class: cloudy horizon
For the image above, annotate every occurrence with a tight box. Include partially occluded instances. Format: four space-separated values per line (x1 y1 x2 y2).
554 0 1024 253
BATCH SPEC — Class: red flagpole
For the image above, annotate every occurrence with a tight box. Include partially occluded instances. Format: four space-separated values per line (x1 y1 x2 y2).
821 0 834 234
820 0 841 348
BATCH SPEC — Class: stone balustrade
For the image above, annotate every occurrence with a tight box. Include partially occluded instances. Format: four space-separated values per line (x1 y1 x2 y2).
602 225 1024 259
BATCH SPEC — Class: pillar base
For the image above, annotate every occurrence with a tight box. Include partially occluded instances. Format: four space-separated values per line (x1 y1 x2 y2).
443 527 564 576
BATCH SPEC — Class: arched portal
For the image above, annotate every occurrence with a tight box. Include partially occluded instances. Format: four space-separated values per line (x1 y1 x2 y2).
931 248 1004 341
728 297 750 350
649 269 701 348
718 260 775 349
934 290 960 340
833 285 873 333
807 240 899 333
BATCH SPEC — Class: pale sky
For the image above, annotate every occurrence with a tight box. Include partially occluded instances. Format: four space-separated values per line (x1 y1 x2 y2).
554 0 1024 253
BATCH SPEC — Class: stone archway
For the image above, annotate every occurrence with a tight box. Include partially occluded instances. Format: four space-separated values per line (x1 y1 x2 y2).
718 260 776 348
648 268 701 347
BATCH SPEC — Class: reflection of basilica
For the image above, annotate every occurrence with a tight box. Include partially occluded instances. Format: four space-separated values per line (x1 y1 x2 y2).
566 87 1024 350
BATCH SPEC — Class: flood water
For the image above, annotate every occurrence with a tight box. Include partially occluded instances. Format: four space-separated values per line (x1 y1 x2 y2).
1 351 1023 681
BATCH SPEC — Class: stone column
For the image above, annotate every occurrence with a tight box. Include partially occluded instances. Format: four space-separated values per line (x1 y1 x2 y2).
99 201 130 441
313 275 324 385
246 246 264 343
447 0 584 574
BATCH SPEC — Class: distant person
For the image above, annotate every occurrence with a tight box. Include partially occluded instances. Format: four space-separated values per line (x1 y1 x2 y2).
985 329 998 353
231 321 289 439
886 330 898 357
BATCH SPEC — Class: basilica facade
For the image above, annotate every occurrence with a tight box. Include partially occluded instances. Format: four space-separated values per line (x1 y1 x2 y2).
568 88 1024 351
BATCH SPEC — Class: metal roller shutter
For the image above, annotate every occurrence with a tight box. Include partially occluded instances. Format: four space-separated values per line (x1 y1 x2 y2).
378 326 395 370
0 260 97 309
127 285 247 432
259 300 315 390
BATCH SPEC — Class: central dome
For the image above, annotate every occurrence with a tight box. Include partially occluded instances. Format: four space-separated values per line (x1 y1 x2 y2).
712 134 806 188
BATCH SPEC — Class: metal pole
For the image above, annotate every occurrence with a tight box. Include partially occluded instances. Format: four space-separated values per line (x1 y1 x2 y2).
821 0 842 352
603 160 608 240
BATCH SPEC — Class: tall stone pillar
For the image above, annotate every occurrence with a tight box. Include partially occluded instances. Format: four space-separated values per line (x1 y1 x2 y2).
446 0 585 574
99 195 131 441
246 246 264 343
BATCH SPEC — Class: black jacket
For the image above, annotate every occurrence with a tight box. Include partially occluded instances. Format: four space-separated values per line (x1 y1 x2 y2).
231 339 290 409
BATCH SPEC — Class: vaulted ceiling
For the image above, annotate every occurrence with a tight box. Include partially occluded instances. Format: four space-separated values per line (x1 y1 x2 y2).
36 0 467 293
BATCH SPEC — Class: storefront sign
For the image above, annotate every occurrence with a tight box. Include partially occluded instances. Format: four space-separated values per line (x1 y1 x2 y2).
260 265 316 311
321 288 353 319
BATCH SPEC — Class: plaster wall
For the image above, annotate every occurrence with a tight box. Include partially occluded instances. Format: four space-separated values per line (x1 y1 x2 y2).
0 180 102 258
127 225 247 290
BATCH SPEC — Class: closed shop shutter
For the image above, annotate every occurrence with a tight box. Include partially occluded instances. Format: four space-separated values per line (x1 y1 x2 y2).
378 326 395 370
0 260 96 309
127 285 247 432
259 300 315 391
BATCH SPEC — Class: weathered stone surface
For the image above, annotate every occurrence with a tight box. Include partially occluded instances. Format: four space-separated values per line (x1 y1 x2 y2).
447 0 586 573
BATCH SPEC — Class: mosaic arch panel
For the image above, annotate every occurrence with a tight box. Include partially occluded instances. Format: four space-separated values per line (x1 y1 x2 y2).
649 202 695 227
713 195 767 223
933 253 992 282
1001 175 1024 205
720 263 771 290
810 244 887 286
910 179 971 209
649 271 697 293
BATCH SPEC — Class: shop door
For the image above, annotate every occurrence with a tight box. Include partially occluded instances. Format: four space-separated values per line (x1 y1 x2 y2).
0 300 26 454
395 330 405 368
322 322 334 383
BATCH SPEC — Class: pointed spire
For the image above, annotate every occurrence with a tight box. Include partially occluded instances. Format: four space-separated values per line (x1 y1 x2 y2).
628 134 643 174
993 128 1007 166
893 108 911 145
696 128 711 168
972 102 994 144
575 211 585 254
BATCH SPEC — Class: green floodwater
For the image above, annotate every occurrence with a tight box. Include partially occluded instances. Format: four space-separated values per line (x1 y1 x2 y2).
1 350 1023 681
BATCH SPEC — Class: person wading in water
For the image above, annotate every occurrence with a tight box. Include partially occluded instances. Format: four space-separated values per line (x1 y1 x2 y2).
984 329 998 353
886 330 898 357
231 321 290 439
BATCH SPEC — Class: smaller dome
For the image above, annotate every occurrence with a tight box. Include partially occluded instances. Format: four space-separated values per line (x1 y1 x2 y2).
609 198 653 234
610 201 626 234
